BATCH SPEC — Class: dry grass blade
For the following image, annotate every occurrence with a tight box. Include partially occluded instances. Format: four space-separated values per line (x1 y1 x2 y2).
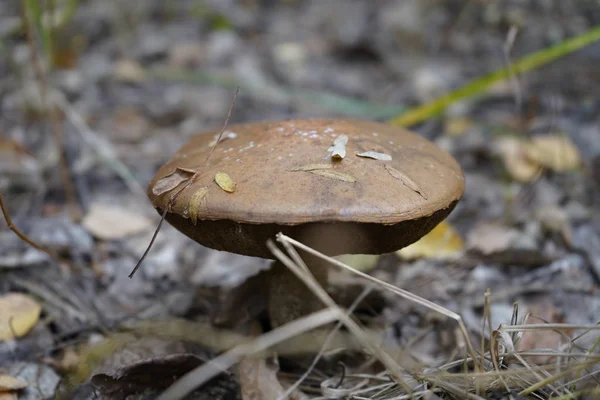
270 238 414 395
155 309 340 400
275 233 480 372
0 190 72 268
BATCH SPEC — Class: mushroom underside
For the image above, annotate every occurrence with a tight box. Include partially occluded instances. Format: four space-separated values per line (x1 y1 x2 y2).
158 200 458 259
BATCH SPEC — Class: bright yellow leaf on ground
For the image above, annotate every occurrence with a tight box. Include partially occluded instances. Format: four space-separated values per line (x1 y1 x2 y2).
397 221 464 260
0 293 42 341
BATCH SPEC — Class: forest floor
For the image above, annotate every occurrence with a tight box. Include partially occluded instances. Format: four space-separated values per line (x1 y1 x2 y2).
1 1 600 399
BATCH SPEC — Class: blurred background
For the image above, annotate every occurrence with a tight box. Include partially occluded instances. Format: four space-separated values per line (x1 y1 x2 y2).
1 1 600 399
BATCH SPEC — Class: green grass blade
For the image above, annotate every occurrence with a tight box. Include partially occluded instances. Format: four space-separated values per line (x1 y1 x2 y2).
389 25 600 127
23 0 53 59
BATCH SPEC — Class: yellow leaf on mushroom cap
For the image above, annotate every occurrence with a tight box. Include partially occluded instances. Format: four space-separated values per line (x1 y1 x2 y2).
397 221 464 260
215 172 236 193
0 293 41 341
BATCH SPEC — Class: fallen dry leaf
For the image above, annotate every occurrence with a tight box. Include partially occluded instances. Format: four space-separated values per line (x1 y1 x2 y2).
0 375 27 391
152 167 197 196
525 134 581 172
466 222 520 256
113 59 146 82
82 203 153 240
0 393 17 400
397 221 464 260
384 165 427 199
494 136 541 182
328 134 348 160
238 357 309 400
215 172 236 192
289 163 332 172
0 293 41 341
444 117 474 137
355 151 392 161
188 187 209 225
309 169 356 183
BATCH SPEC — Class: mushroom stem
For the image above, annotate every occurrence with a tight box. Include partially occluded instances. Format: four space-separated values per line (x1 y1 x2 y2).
268 255 329 328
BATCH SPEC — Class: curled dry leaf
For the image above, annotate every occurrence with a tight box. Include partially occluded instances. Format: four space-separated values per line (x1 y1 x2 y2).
152 167 196 196
328 134 348 160
289 163 332 172
355 151 392 161
215 172 236 192
188 187 209 225
397 221 464 260
0 293 41 340
0 375 27 391
384 165 427 199
309 169 356 183
525 134 581 172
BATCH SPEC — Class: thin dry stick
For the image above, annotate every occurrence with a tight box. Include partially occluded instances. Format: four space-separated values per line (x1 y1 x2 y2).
269 239 415 395
21 0 80 221
129 87 239 278
276 233 481 371
0 190 71 267
156 308 341 400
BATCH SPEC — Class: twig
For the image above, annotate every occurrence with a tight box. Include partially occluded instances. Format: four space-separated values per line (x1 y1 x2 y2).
128 87 239 278
0 189 71 267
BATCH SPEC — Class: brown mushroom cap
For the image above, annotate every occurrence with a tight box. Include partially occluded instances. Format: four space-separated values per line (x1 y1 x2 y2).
148 119 465 258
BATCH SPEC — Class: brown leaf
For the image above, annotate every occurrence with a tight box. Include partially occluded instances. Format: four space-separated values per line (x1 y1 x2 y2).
188 187 209 225
384 165 427 199
82 203 153 240
289 164 332 172
152 167 196 196
309 169 356 183
215 172 236 192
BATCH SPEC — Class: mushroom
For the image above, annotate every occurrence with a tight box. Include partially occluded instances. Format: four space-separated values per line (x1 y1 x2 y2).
147 119 465 327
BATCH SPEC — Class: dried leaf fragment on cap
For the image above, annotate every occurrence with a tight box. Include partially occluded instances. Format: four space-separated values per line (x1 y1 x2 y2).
215 172 236 192
0 375 27 391
384 165 427 199
188 187 209 225
0 293 41 340
356 151 392 161
289 164 332 172
309 169 356 183
152 167 197 196
328 134 348 160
